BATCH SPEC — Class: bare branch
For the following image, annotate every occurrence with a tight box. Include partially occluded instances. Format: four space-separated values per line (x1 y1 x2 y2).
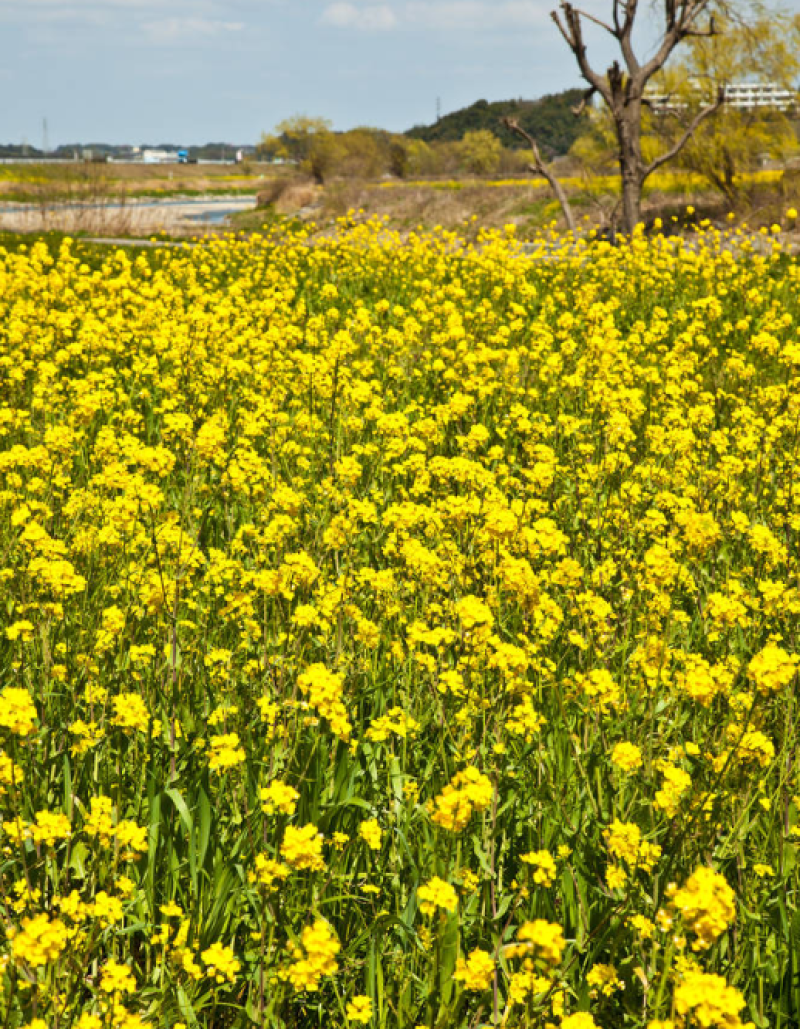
618 0 640 75
550 8 577 49
568 6 616 36
502 117 576 232
643 89 724 179
552 4 612 102
665 0 677 33
572 86 597 116
683 16 717 37
673 0 711 35
639 0 714 84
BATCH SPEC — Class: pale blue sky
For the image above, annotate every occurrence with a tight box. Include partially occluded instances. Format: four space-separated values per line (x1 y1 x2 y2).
0 0 734 146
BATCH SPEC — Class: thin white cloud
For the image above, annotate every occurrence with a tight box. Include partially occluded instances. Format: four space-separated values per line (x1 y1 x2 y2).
321 3 398 30
142 16 245 43
404 1 547 29
0 0 218 27
321 1 549 32
0 0 161 6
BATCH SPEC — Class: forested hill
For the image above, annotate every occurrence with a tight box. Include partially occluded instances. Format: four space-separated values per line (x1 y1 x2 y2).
406 90 585 157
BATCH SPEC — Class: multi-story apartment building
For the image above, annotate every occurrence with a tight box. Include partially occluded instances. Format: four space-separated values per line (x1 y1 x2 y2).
644 80 797 113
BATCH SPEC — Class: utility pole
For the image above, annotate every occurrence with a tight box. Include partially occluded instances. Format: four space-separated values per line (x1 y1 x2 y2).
436 97 441 122
42 117 49 154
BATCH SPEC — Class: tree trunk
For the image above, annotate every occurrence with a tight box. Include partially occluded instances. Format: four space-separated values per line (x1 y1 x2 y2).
620 172 641 234
616 99 644 234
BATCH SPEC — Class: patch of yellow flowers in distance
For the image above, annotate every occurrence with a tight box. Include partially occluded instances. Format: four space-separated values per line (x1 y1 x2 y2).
375 168 785 194
0 212 799 1027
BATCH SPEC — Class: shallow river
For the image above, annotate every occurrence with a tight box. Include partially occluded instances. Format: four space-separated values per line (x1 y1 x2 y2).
0 194 257 234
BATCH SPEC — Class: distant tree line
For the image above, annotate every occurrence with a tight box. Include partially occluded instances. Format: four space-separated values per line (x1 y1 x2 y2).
406 90 586 158
0 142 255 161
257 107 587 184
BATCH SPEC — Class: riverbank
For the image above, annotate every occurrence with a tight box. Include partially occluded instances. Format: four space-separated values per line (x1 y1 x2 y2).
0 194 258 235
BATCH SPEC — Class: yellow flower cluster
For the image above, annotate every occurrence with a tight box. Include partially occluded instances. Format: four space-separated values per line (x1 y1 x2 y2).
208 732 246 770
297 663 352 739
283 919 340 992
673 970 748 1028
83 797 148 860
505 919 565 967
346 995 373 1023
260 780 300 816
365 706 420 742
280 824 326 871
358 818 383 851
101 960 136 995
418 876 458 916
667 867 736 950
429 767 493 831
0 687 37 736
604 820 661 873
747 644 798 694
250 854 291 890
10 913 67 967
520 849 557 887
611 742 643 772
454 948 494 991
587 963 622 998
201 943 240 984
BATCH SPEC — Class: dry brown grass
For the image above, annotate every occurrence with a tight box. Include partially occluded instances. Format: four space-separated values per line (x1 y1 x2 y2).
274 182 320 214
317 180 561 234
312 173 800 239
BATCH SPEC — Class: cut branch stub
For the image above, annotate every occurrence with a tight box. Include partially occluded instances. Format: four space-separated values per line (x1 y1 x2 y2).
572 86 597 116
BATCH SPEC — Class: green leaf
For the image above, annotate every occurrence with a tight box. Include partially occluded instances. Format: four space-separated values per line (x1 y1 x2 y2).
472 839 493 875
438 912 460 1006
165 786 197 890
790 908 800 950
69 841 88 878
176 984 199 1028
62 754 72 818
197 777 213 871
146 787 162 907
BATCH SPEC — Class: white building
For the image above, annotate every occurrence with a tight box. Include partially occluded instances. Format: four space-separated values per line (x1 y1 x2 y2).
141 149 179 164
645 80 797 114
723 82 796 111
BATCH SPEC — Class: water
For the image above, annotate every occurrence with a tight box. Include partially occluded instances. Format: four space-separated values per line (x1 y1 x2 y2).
0 195 257 225
185 205 251 224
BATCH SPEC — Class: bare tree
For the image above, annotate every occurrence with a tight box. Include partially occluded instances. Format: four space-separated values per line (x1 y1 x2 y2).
512 0 725 232
502 117 577 231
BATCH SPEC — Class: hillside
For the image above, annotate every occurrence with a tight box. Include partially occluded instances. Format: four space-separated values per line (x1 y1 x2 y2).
406 90 586 157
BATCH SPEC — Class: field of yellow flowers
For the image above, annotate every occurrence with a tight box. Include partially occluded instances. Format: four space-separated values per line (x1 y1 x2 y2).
1 220 800 1029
